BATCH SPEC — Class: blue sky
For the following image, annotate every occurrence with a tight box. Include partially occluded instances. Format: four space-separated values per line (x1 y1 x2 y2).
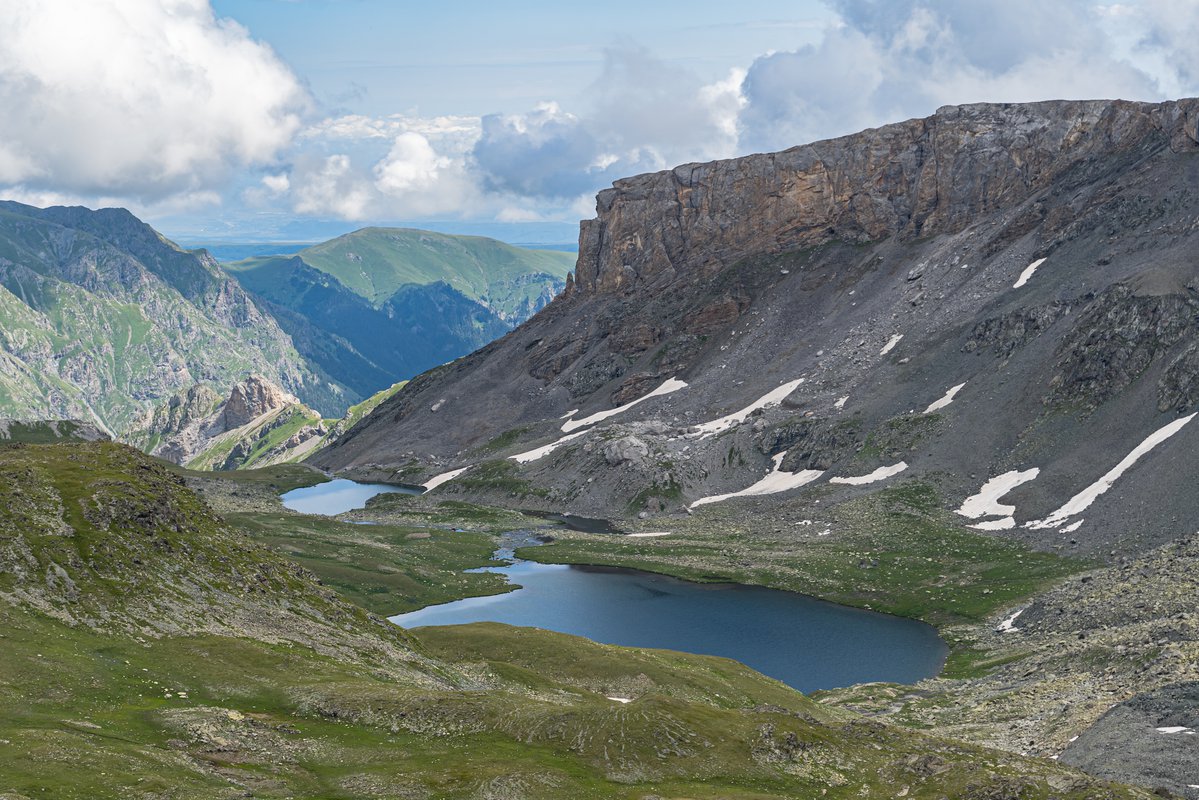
0 1 1196 244
210 0 831 117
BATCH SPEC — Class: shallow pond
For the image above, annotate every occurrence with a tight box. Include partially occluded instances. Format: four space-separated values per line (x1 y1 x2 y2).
280 478 420 515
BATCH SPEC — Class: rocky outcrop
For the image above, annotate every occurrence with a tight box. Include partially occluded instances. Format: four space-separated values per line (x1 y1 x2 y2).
1046 284 1199 410
572 99 1199 297
130 375 317 469
223 375 300 429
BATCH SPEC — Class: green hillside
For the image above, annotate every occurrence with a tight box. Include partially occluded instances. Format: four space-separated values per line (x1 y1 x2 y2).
231 227 575 318
223 230 571 400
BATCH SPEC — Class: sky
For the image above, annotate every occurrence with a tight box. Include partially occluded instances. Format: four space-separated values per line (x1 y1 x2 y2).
1 0 1197 244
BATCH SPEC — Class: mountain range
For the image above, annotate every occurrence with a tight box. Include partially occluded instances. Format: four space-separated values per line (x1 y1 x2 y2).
0 204 571 451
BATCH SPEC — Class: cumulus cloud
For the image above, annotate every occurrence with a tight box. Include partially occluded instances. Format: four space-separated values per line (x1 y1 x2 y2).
0 0 309 201
290 154 373 220
738 0 1165 153
275 116 484 220
471 46 745 201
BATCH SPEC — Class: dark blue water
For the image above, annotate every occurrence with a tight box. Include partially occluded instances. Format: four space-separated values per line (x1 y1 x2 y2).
280 478 420 515
391 558 947 693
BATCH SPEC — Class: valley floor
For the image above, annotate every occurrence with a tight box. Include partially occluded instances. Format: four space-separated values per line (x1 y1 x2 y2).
0 444 1176 799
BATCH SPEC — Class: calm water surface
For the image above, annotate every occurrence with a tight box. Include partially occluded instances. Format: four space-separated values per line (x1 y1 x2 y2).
281 479 947 691
280 478 420 515
392 557 947 693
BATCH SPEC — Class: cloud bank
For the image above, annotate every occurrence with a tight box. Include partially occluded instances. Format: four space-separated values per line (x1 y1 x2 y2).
0 0 308 203
1 0 1197 229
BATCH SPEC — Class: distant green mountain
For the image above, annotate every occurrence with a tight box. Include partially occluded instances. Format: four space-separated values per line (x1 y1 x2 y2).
231 227 574 320
225 228 573 400
0 201 348 432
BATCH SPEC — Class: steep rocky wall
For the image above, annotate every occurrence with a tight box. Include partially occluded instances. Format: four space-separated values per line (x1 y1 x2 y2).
573 99 1199 296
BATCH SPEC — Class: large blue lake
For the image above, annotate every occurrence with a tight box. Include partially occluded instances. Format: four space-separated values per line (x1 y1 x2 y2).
283 479 947 692
392 558 947 693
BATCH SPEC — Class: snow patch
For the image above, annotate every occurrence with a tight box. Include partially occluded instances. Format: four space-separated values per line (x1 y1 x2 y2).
510 431 588 464
607 696 632 704
834 395 849 409
1027 414 1197 529
1013 257 1047 289
626 532 671 538
924 382 966 414
424 467 470 492
692 379 805 438
1059 519 1084 534
561 378 687 433
690 452 824 508
830 462 908 486
1156 726 1194 734
997 608 1024 633
970 517 1017 531
880 334 903 355
957 469 1041 520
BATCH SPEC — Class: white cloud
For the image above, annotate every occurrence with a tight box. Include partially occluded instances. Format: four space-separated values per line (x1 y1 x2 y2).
290 154 373 220
374 133 450 193
0 0 309 201
738 0 1166 153
471 46 748 200
6 0 1199 231
261 173 290 195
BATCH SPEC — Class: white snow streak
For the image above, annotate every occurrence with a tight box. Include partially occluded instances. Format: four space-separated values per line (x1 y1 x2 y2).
1156 726 1194 735
997 608 1024 633
692 379 805 438
1059 519 1084 534
970 517 1017 531
625 532 672 538
689 452 823 508
829 462 908 486
423 467 470 491
924 383 966 414
509 430 588 464
1027 414 1197 529
1013 258 1047 289
561 378 687 433
880 334 904 355
834 395 849 409
957 469 1041 520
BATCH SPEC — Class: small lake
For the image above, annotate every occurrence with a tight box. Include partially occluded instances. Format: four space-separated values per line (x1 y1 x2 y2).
392 558 947 693
280 478 421 515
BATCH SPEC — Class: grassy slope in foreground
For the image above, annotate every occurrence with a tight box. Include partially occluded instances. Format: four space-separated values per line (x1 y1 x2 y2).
0 441 1144 799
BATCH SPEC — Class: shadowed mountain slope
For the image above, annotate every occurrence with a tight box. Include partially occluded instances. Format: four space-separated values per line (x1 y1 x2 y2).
315 98 1199 558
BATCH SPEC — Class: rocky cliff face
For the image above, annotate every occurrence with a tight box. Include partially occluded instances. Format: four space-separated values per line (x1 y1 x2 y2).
316 97 1199 559
223 375 300 429
572 99 1199 296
